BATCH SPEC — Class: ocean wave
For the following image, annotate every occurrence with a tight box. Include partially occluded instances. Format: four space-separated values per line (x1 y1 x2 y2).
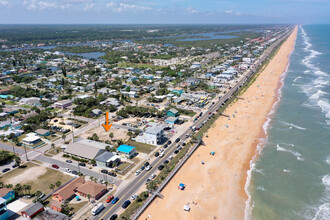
313 203 330 220
317 100 330 119
283 169 291 173
276 144 304 161
322 175 330 189
293 76 303 82
326 155 330 165
256 186 266 191
280 121 307 130
310 90 328 100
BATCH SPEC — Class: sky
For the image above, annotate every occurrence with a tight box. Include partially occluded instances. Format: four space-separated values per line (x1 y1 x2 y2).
0 0 330 24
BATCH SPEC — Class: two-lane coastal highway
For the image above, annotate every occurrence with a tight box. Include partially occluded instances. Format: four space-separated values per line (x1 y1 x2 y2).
95 28 294 220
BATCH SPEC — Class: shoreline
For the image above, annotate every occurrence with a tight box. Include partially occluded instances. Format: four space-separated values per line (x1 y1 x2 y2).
244 32 297 219
139 27 298 220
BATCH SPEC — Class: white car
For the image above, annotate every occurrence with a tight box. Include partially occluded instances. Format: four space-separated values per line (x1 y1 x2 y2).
64 168 71 173
168 155 174 161
131 194 138 200
135 170 141 176
150 174 156 179
159 152 164 158
146 165 152 171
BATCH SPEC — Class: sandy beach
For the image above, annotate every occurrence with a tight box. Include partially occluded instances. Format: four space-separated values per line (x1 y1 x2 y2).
139 27 298 220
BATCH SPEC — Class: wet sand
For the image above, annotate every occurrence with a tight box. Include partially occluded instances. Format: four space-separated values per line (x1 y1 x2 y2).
139 27 298 220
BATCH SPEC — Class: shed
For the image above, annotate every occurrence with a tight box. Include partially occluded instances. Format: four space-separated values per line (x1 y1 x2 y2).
21 202 44 219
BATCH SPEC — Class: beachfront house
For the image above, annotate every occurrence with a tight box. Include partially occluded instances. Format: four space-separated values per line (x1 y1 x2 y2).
117 145 136 158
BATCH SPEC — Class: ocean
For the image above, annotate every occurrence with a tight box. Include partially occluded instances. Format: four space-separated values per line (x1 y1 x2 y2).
247 25 330 220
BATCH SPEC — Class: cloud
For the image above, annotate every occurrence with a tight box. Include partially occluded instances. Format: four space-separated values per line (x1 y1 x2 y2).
0 1 9 7
235 12 242 16
23 0 71 10
225 10 232 14
106 2 152 13
186 6 198 14
83 3 94 11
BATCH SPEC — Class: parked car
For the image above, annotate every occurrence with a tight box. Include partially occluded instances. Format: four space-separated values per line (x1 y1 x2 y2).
72 170 78 175
146 165 152 171
164 160 169 164
154 152 159 157
135 170 141 176
111 197 119 204
108 172 117 177
174 150 179 154
158 165 164 170
150 174 156 179
175 138 180 143
110 214 118 220
168 155 174 160
144 162 150 167
167 140 172 145
163 144 168 149
2 168 10 173
52 164 59 169
78 163 86 167
159 152 164 158
106 195 114 203
64 168 72 173
140 166 145 171
131 194 137 200
91 203 104 216
12 164 18 168
122 200 131 209
101 169 108 174
66 160 72 163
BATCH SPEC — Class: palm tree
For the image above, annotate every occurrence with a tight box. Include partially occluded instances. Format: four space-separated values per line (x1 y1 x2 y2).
62 134 66 142
87 194 91 202
24 185 31 195
14 184 23 195
55 181 62 188
15 156 21 167
49 184 55 191
109 133 114 141
0 181 4 188
5 184 13 189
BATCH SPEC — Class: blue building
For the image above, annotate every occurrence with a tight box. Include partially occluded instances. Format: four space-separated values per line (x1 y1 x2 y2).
0 188 15 203
165 116 178 124
117 145 136 158
0 197 9 220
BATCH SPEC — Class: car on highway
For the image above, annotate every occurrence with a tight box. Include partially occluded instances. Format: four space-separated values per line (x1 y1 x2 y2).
150 174 156 179
111 197 119 204
135 170 141 176
146 178 151 183
52 164 59 169
131 194 137 200
101 169 108 174
106 195 114 203
175 138 180 143
158 165 164 170
2 168 10 173
109 214 118 220
122 200 131 209
65 160 72 163
154 152 159 157
182 142 186 146
163 160 169 164
146 165 152 171
144 162 150 167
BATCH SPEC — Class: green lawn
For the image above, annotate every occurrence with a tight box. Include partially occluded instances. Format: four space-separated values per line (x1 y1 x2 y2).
70 201 88 213
126 140 155 154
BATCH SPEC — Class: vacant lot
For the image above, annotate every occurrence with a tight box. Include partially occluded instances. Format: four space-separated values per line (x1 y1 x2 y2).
2 163 72 194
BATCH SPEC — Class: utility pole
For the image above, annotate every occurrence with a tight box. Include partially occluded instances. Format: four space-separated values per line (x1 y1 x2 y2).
24 145 29 161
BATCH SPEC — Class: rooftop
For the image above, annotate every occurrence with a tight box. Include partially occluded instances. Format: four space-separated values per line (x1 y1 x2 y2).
117 145 135 154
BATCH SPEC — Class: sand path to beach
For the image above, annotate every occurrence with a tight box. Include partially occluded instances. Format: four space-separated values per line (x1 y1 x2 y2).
139 27 297 220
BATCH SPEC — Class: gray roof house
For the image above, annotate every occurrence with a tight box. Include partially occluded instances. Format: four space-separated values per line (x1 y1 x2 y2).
64 139 108 160
95 151 121 168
